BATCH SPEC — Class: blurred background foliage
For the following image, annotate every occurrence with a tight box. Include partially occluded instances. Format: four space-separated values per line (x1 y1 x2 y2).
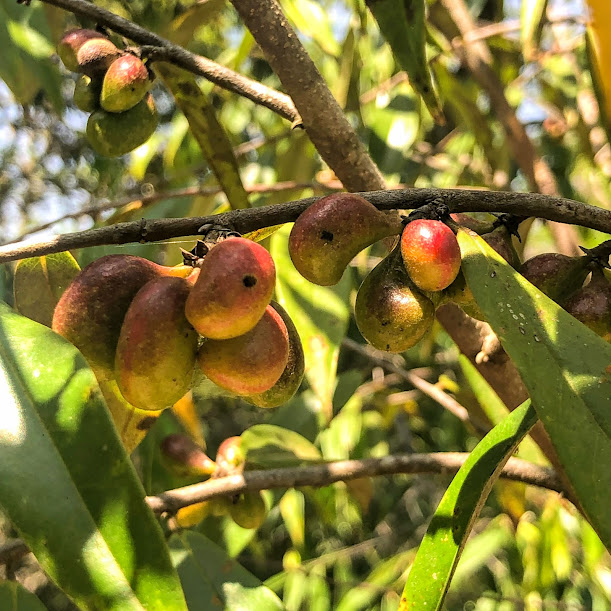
0 0 610 609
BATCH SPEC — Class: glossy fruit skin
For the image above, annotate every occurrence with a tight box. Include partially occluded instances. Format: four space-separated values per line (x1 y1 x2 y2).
185 237 276 340
76 37 121 77
440 271 485 321
564 268 611 341
115 276 199 411
289 193 402 286
52 255 191 381
101 54 151 113
229 491 267 529
245 302 305 408
73 75 102 112
216 436 245 473
198 305 289 395
520 253 590 304
401 219 461 292
160 434 216 477
355 248 435 353
58 29 106 72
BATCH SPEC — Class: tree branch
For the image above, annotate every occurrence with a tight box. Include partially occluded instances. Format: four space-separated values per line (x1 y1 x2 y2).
36 0 299 123
1 187 609 263
145 452 565 515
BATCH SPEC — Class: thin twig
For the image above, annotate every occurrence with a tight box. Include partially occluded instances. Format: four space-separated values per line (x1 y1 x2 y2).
36 0 299 123
145 453 564 514
1 187 609 263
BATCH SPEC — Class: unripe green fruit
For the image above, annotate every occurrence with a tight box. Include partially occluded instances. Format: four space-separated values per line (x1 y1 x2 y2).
441 271 485 321
101 54 151 113
115 276 199 411
57 29 106 72
76 37 121 77
355 248 435 353
185 237 276 340
564 268 611 342
229 491 267 530
216 436 245 472
520 253 590 304
198 305 289 395
245 302 305 408
289 192 402 286
160 434 216 478
86 93 158 157
73 75 102 112
52 255 192 381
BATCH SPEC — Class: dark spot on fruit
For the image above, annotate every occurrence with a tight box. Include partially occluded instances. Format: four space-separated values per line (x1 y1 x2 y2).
243 274 257 288
321 230 334 242
381 320 390 327
137 416 157 430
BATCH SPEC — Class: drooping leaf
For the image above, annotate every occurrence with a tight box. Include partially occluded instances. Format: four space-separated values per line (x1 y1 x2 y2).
169 530 285 611
240 423 321 468
399 400 537 610
0 303 187 610
156 63 251 210
271 226 351 420
457 229 611 549
13 252 80 327
0 582 47 611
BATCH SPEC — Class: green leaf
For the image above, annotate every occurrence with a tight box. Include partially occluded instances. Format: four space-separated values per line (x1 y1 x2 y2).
0 303 187 611
457 229 611 549
271 226 351 419
13 252 80 327
156 63 251 210
0 582 47 611
399 400 537 610
170 530 285 611
241 424 321 468
521 0 548 61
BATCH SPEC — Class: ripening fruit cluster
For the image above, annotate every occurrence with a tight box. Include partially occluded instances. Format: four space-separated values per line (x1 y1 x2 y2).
52 237 305 413
57 29 158 157
160 433 267 530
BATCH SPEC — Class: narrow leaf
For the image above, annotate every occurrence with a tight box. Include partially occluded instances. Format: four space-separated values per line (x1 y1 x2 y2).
170 531 285 611
0 582 46 611
400 400 537 610
156 63 250 210
457 229 611 549
521 0 548 61
0 303 186 610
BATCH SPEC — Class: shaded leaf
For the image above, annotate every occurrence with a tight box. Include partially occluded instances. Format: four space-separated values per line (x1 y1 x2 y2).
458 229 611 549
0 303 186 610
399 400 537 610
0 582 46 611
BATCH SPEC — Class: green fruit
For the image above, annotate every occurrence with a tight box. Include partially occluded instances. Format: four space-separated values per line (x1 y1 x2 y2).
289 192 402 286
101 54 151 113
185 237 276 340
440 271 485 321
245 302 305 408
198 305 289 395
52 255 191 381
229 491 267 529
58 29 106 72
73 75 102 112
160 434 216 477
355 247 435 352
115 276 199 411
76 37 121 77
86 93 158 157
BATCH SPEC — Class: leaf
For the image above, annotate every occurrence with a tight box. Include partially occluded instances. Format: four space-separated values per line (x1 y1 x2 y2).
457 229 611 549
156 63 251 210
240 424 321 468
271 226 351 419
0 303 186 610
170 530 285 611
399 400 537 610
13 252 80 327
0 582 47 611
521 0 548 61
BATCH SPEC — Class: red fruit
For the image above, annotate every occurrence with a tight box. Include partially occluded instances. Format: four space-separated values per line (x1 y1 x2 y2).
57 29 106 72
401 219 461 292
216 436 245 472
185 237 276 340
160 434 216 478
101 54 151 113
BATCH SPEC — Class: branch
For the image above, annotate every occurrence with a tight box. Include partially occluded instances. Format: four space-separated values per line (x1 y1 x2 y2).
37 0 299 123
145 452 565 514
1 187 609 263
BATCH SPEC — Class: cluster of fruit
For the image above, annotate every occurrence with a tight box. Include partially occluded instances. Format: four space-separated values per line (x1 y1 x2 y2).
51 236 305 413
160 433 266 530
288 193 611 350
57 28 158 157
